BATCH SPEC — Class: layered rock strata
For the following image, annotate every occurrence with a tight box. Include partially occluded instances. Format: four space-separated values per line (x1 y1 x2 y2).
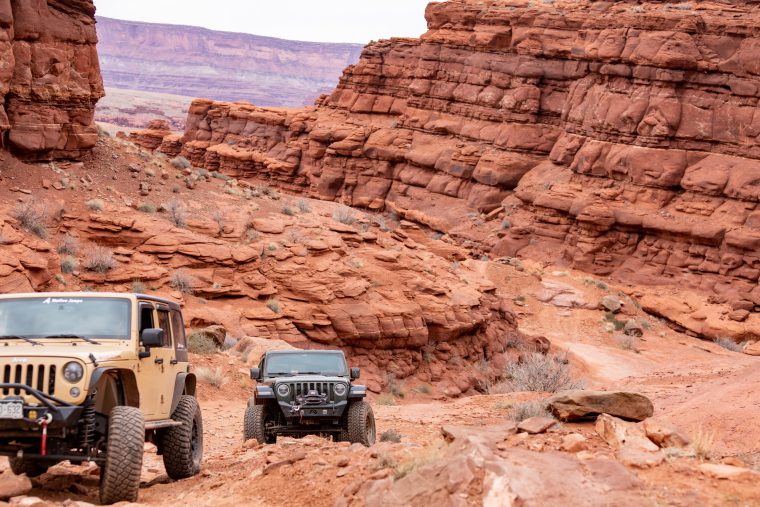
0 0 103 160
135 0 760 324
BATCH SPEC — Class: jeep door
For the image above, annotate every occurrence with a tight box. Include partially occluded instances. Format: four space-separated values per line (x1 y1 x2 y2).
135 301 175 418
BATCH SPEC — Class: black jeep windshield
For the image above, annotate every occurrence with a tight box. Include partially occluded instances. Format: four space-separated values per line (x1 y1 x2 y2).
265 352 347 376
0 297 131 340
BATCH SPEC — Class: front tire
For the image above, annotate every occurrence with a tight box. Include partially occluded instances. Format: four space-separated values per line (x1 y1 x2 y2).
243 404 276 444
99 406 145 505
347 401 376 446
9 457 50 478
161 395 204 480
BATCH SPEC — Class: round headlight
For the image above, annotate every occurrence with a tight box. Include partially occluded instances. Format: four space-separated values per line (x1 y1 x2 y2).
276 383 291 397
63 362 84 383
333 383 347 396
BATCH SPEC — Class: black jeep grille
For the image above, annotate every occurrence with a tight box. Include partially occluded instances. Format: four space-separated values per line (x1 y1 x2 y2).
289 382 335 402
2 364 56 396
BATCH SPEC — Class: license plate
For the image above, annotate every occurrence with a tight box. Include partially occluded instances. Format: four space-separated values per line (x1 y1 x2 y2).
0 401 23 419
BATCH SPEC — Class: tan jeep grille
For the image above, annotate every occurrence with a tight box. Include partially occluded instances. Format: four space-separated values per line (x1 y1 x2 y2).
2 364 56 396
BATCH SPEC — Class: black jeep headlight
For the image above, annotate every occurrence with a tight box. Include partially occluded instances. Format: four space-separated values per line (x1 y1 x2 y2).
333 383 347 397
276 383 291 397
63 362 84 383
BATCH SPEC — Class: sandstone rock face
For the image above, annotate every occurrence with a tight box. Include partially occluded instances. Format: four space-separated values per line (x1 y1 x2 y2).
136 0 760 319
0 0 104 160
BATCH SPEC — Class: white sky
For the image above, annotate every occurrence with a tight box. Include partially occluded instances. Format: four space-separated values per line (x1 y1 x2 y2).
93 0 434 44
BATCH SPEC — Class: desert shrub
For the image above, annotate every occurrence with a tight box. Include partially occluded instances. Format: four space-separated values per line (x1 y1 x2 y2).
393 442 446 480
412 384 432 395
14 202 47 239
506 400 554 422
187 331 219 355
615 334 637 351
57 233 79 256
604 312 626 331
266 297 281 314
691 427 715 460
82 245 117 273
60 256 78 274
163 199 187 228
297 199 311 213
170 270 195 295
131 280 146 294
138 202 157 213
170 156 191 170
375 393 396 406
380 429 402 443
211 171 231 181
212 211 226 236
501 219 512 229
333 205 357 225
195 366 226 388
715 337 745 353
499 353 583 393
281 205 295 216
85 199 104 211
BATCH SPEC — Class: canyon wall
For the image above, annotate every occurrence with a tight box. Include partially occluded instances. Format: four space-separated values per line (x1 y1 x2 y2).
0 0 103 160
136 0 760 318
96 17 364 108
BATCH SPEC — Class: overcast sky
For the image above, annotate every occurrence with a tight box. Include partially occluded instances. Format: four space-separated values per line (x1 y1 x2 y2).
94 0 434 44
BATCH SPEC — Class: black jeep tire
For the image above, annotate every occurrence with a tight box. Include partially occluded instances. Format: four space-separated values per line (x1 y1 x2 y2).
161 395 204 480
99 406 145 505
9 457 50 478
243 404 276 444
347 401 376 446
334 429 350 443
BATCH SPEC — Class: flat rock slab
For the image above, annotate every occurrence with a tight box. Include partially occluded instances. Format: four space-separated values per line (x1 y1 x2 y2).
0 471 32 500
596 414 659 453
699 463 760 480
616 448 665 469
548 390 654 421
517 416 558 434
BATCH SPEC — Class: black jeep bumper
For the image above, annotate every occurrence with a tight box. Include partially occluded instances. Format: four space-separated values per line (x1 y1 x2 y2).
0 383 83 433
278 399 347 421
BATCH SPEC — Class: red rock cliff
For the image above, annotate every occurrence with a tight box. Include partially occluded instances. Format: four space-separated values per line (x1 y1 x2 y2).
144 0 760 313
0 0 103 160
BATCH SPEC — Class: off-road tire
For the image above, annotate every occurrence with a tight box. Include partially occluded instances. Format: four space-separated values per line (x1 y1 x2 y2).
99 406 145 505
9 457 50 478
347 401 376 446
335 429 350 442
243 404 276 444
161 395 204 480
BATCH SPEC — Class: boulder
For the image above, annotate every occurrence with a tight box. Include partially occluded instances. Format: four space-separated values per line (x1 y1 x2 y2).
600 295 622 313
517 416 558 435
560 433 587 452
698 463 759 480
642 418 691 449
595 414 659 452
0 471 32 500
547 390 654 422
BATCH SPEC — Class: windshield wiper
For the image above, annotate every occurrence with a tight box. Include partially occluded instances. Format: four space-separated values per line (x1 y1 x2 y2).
43 334 101 345
0 335 43 346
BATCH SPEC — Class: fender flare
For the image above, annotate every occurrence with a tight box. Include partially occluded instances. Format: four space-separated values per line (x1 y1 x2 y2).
89 367 140 407
348 385 366 399
170 372 197 414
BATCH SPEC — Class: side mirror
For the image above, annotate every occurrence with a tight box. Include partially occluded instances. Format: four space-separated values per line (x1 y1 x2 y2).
250 367 261 381
140 328 164 353
350 367 360 380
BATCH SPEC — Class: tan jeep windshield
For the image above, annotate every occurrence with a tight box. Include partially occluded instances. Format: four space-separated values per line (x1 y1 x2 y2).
0 297 131 340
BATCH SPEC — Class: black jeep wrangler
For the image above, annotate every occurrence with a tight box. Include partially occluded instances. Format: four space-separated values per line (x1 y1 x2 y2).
244 350 375 446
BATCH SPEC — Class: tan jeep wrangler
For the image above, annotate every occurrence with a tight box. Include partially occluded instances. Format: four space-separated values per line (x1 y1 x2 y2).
0 293 203 504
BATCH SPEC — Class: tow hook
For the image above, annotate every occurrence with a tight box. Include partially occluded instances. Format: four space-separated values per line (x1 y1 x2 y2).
36 413 53 456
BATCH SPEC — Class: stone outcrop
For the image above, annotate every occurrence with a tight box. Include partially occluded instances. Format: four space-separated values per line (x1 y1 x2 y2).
0 0 103 160
133 0 760 329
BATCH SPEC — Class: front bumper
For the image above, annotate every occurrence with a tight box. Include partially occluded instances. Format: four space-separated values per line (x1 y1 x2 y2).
278 399 348 420
0 383 83 431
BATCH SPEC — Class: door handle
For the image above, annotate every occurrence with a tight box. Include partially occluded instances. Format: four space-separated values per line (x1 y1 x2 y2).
170 358 178 365
154 358 164 365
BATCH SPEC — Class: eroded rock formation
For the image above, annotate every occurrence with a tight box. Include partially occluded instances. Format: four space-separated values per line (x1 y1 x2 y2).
133 0 760 323
0 0 103 160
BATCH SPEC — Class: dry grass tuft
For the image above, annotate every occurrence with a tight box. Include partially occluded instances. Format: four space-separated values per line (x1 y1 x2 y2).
82 245 117 273
195 366 227 388
494 353 584 393
14 202 47 239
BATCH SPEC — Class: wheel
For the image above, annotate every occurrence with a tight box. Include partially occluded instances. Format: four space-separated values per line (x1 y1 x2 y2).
99 406 145 505
9 457 50 478
161 395 204 480
334 429 350 443
347 401 376 446
243 404 276 444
